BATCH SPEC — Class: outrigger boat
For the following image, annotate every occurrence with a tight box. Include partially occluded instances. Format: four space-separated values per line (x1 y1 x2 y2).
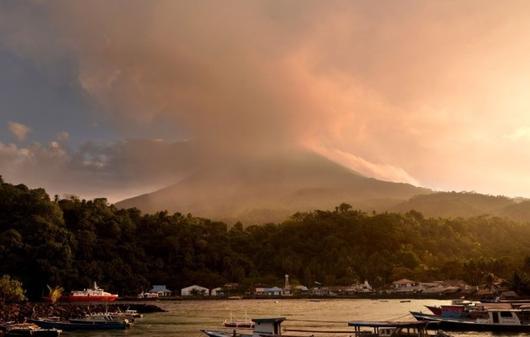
411 308 530 332
203 317 451 337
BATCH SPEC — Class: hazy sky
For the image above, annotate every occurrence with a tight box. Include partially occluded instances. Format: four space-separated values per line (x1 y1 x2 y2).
2 0 530 201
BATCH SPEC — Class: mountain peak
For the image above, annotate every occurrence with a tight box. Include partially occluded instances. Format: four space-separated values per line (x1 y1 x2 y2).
115 150 429 223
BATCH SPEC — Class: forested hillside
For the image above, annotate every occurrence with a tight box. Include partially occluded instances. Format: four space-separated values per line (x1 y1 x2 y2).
2 177 530 299
393 192 530 221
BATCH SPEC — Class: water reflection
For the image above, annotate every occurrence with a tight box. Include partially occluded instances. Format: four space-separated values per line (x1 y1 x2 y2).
65 299 529 337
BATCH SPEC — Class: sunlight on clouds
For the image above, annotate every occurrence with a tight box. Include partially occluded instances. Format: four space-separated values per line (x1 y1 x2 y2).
506 127 530 142
4 1 530 198
8 121 31 141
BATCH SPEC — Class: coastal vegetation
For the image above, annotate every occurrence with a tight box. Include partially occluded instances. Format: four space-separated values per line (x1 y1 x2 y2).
0 275 25 303
2 177 530 299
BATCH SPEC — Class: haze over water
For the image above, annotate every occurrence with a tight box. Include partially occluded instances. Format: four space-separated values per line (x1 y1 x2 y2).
76 299 523 337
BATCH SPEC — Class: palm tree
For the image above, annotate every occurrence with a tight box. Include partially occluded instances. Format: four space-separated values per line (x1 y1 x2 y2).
47 285 64 304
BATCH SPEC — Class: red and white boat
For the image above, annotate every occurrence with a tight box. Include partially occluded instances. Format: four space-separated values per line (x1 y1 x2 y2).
63 282 118 302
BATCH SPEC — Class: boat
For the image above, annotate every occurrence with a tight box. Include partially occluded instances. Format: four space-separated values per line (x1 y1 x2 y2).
29 316 131 331
203 317 285 337
411 309 530 332
62 282 118 302
138 291 159 299
0 323 62 337
85 310 143 322
224 313 254 328
425 305 442 316
124 309 143 318
348 320 451 337
425 299 481 318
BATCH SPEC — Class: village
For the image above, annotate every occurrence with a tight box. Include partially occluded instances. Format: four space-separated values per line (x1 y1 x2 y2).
136 274 519 300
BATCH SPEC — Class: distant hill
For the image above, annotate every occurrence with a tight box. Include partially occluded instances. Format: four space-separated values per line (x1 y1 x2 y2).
498 200 530 222
116 150 430 223
393 192 530 221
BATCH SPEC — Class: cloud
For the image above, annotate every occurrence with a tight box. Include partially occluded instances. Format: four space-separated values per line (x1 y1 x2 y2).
8 121 31 141
3 1 530 198
505 126 530 142
0 138 192 201
55 131 70 142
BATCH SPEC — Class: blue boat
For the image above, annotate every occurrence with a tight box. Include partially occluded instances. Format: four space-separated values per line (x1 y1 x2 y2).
29 316 131 331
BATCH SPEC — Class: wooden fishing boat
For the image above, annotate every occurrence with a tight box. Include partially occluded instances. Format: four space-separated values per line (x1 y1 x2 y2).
0 322 62 336
411 309 530 332
425 300 481 318
203 317 284 337
348 320 450 337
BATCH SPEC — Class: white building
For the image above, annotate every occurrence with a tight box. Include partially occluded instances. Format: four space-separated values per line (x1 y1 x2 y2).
391 279 420 293
181 285 209 296
149 285 172 297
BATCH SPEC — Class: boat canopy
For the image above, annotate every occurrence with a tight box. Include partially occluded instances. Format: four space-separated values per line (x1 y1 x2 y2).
348 321 437 328
252 317 286 336
252 317 286 323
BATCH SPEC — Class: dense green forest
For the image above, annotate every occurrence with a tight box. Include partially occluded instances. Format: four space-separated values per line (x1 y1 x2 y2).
2 177 530 299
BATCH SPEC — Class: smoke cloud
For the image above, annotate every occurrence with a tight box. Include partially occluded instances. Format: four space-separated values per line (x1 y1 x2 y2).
3 1 530 199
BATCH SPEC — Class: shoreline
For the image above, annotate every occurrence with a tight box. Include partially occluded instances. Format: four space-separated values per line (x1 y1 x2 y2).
0 302 165 323
121 293 480 301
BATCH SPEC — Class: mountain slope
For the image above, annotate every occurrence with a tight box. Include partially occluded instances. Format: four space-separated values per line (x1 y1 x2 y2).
116 151 430 223
393 192 530 221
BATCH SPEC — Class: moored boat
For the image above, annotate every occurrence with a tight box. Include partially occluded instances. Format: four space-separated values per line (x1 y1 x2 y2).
0 323 62 337
348 320 450 337
411 309 530 332
85 308 143 322
203 317 284 337
228 296 243 300
62 282 118 302
425 299 481 318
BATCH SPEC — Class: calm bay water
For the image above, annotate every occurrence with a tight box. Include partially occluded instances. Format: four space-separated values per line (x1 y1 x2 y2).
69 299 526 337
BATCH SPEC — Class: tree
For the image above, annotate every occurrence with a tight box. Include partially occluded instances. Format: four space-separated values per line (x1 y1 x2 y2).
47 285 64 304
335 203 352 213
0 275 25 303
